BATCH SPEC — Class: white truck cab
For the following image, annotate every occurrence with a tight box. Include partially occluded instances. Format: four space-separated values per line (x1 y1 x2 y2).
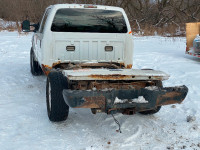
31 4 134 74
22 4 188 123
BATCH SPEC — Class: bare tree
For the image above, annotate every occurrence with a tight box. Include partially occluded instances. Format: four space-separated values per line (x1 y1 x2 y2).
0 0 199 35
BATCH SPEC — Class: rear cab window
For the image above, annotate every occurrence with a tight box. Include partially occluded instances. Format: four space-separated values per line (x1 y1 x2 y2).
51 8 128 33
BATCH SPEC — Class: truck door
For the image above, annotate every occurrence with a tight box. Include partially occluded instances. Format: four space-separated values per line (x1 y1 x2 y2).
35 8 51 62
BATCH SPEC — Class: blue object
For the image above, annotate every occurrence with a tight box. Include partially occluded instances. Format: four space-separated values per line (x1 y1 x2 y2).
193 35 200 53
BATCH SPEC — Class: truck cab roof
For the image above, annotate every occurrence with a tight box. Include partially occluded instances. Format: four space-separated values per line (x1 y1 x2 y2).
47 4 125 12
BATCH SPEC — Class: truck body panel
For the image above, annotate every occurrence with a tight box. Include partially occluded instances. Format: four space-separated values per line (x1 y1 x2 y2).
53 33 125 63
33 4 133 69
62 69 169 81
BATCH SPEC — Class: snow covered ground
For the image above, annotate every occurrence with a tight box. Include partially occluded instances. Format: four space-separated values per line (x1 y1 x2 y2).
0 31 200 150
0 19 16 30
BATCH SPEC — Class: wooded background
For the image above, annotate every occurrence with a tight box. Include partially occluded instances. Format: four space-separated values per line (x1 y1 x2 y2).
0 0 199 35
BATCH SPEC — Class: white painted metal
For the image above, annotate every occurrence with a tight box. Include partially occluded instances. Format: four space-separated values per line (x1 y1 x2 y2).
32 4 134 68
53 33 125 63
62 69 170 81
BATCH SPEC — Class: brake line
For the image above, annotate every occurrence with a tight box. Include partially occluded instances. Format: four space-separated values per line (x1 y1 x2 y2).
111 112 122 133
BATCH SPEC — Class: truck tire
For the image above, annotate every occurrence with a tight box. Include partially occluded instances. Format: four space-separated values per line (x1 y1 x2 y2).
139 80 163 115
46 71 69 122
30 48 43 76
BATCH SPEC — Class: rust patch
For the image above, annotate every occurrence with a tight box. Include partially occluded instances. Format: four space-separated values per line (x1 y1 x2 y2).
122 108 136 115
88 74 131 80
71 80 152 90
88 81 149 90
79 63 120 69
52 61 61 67
156 92 184 106
53 62 122 70
77 81 88 90
87 74 162 80
41 64 52 76
75 96 106 109
126 64 133 69
107 108 118 114
119 63 125 68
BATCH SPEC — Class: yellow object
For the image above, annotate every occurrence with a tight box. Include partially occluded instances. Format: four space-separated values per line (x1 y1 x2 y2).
186 22 200 49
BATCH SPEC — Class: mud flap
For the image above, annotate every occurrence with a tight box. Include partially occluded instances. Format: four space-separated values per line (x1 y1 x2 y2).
62 85 188 113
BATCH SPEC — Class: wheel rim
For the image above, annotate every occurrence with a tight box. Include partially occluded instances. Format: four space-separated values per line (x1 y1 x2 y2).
48 81 52 111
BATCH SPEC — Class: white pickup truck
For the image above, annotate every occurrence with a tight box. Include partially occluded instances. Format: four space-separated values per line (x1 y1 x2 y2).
22 4 188 122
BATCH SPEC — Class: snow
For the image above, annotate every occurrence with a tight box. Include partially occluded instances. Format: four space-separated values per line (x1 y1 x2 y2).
114 96 148 104
145 86 159 91
0 32 200 150
131 96 148 104
0 19 16 29
114 97 126 104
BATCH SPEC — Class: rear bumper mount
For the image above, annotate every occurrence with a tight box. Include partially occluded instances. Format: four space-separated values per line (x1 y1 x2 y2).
63 85 188 114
